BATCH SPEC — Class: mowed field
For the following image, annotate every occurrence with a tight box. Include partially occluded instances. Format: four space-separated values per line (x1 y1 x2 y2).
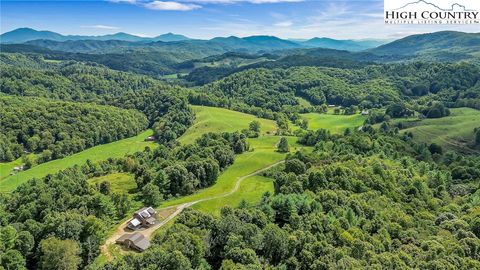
0 130 156 192
400 108 480 154
161 136 303 213
0 157 25 181
301 111 367 134
179 106 277 144
89 173 137 195
192 175 273 215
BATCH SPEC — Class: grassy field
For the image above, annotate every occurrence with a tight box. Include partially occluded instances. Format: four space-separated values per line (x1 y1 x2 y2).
301 111 367 134
296 97 313 107
179 106 277 144
89 173 138 194
1 158 24 181
160 136 302 209
399 108 480 154
0 130 156 192
193 175 273 215
0 153 38 181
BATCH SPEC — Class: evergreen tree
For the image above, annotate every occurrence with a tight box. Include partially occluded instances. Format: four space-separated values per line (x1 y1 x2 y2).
277 137 289 153
476 129 480 146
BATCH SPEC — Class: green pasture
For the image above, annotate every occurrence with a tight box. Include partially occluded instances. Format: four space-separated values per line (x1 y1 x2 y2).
0 130 156 192
400 107 480 153
160 136 302 209
301 111 367 134
179 105 277 144
193 175 273 215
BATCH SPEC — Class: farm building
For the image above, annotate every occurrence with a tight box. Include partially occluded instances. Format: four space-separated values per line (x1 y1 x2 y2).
116 233 150 252
144 136 156 142
13 165 25 172
127 207 157 230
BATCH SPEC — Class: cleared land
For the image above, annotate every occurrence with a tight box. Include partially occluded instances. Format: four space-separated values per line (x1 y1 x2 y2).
193 175 273 215
301 111 367 134
0 130 156 192
399 108 480 154
179 106 277 144
161 136 301 209
89 173 137 195
0 157 24 181
100 107 308 258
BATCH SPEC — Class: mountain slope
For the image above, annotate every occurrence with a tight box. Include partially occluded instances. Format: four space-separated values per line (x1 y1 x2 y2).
154 32 190 42
301 37 386 51
370 31 480 58
0 28 65 43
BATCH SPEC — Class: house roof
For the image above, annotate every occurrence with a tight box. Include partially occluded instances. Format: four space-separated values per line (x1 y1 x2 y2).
145 217 156 224
134 207 156 218
129 218 141 227
116 233 151 251
134 238 150 251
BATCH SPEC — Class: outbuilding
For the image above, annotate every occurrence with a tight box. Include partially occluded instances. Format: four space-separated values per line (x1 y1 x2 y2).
116 233 150 252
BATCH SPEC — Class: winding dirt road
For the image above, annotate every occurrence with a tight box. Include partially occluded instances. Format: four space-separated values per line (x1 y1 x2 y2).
101 160 284 259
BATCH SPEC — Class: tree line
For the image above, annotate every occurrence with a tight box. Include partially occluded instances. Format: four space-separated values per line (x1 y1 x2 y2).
0 95 148 163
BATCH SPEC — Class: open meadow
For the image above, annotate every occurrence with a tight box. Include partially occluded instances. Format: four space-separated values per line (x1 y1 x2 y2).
179 105 277 144
0 130 156 192
399 108 480 154
301 110 367 134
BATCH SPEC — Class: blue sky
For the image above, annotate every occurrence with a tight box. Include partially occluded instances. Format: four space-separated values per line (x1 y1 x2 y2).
1 0 478 39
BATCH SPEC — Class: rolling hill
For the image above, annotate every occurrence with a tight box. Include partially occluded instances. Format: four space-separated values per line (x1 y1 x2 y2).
370 31 480 60
399 107 480 154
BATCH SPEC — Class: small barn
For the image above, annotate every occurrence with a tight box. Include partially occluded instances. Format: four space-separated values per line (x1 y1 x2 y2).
116 233 150 252
13 165 24 172
144 136 156 142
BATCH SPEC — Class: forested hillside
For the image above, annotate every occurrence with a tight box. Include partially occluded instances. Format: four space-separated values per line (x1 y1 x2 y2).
0 53 195 162
370 31 480 61
0 54 164 100
192 62 479 117
0 95 148 163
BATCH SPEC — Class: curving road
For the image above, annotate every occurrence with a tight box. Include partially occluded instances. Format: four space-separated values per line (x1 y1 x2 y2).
101 160 284 258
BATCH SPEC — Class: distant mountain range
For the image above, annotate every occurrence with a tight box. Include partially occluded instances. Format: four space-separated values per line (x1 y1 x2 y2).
299 37 387 51
1 28 386 52
0 28 191 43
1 28 479 65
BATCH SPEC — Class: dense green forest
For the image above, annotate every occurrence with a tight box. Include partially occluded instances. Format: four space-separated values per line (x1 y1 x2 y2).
0 96 148 163
0 54 164 101
189 62 480 119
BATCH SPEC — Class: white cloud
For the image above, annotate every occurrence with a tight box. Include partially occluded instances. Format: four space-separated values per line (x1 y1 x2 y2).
144 1 201 10
178 0 302 3
108 0 304 10
81 24 120 30
274 20 293 27
249 0 302 3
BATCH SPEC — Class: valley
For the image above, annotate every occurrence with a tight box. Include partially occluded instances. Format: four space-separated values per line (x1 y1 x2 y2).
1 23 479 270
